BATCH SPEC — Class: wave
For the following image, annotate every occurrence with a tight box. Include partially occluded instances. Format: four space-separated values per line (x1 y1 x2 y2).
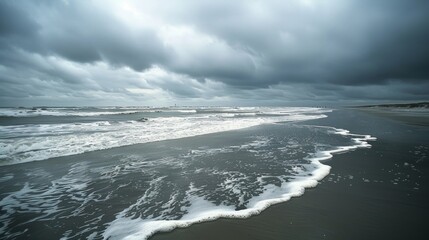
0 108 145 117
102 127 376 240
0 107 330 117
0 109 329 165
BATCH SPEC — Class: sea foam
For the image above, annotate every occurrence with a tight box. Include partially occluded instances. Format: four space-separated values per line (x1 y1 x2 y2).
102 127 376 240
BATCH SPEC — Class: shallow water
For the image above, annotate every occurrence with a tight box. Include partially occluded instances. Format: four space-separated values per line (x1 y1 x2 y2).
0 107 374 239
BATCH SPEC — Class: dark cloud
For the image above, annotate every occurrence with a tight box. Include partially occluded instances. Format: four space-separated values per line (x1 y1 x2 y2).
1 1 167 69
0 0 428 106
177 0 429 86
0 2 37 37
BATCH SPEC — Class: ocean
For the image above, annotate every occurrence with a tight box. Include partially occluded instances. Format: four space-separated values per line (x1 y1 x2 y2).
0 107 375 239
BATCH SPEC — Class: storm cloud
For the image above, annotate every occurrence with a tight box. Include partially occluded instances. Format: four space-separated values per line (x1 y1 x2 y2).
0 0 428 106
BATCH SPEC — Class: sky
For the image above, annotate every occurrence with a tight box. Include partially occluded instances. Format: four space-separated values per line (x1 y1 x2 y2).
1 0 428 107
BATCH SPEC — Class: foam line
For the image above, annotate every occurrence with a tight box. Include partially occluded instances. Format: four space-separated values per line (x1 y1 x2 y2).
102 127 376 240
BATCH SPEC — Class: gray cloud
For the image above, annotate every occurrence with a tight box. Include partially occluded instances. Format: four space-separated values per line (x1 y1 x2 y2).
0 0 428 106
176 0 429 87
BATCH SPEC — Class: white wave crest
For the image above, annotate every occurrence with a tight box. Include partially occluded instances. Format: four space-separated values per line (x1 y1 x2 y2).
0 108 330 165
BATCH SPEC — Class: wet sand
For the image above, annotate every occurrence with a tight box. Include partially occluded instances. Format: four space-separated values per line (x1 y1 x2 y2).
354 106 429 126
152 109 429 240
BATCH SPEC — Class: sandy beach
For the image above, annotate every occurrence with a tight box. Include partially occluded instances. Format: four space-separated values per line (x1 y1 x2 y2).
1 108 427 239
152 109 429 240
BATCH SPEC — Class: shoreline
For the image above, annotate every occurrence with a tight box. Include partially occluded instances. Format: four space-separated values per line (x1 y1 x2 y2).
151 109 429 240
103 126 375 240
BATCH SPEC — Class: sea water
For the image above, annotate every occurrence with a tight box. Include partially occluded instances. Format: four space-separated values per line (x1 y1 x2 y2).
0 107 375 239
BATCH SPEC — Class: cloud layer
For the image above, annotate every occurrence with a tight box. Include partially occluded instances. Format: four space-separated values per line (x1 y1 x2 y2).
1 0 428 106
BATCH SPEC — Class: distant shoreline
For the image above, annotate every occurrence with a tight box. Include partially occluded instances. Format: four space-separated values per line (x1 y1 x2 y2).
351 102 429 109
350 102 429 126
